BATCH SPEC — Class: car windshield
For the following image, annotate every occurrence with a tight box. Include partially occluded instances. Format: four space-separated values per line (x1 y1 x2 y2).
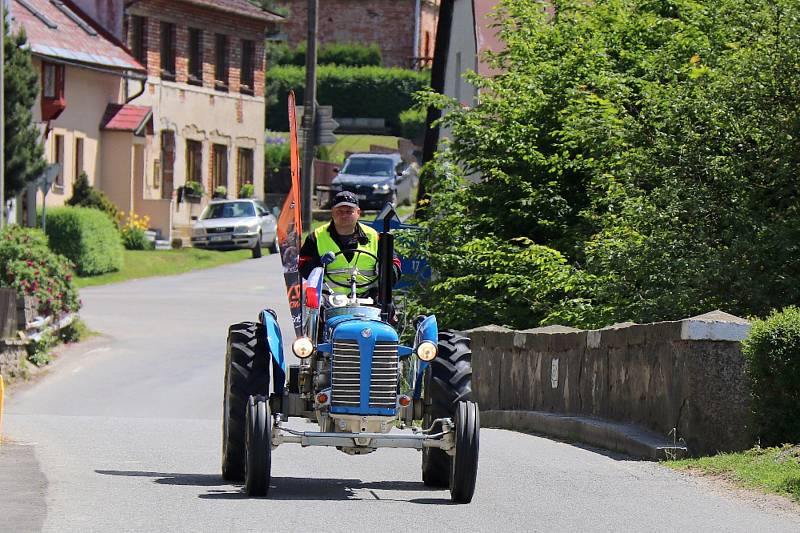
201 201 255 220
341 157 394 177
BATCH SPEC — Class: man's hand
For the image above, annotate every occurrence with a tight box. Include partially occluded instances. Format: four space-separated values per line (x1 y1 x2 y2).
321 251 336 266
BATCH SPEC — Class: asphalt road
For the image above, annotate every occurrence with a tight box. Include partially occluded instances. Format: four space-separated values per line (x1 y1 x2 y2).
3 255 800 532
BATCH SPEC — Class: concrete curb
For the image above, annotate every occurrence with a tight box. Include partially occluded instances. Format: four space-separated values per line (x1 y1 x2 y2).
482 410 688 460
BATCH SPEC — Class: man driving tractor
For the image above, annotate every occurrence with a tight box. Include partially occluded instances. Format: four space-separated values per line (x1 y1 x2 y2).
298 191 401 296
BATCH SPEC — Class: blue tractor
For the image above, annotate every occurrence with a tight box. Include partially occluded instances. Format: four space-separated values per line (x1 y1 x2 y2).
221 207 479 503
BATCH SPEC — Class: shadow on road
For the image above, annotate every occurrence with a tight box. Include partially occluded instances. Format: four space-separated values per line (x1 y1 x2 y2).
95 470 453 504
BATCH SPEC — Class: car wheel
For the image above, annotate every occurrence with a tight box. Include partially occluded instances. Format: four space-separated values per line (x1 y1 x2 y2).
252 232 262 259
270 236 279 254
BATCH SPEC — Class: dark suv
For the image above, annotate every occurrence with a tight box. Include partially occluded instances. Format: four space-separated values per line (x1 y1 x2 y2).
329 153 414 210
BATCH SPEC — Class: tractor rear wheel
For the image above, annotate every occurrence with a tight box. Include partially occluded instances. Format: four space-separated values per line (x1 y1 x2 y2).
245 395 272 496
222 322 270 481
450 400 480 503
422 330 473 487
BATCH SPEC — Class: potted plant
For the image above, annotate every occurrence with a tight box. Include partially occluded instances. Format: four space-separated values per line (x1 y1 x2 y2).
213 185 227 199
184 180 204 202
239 183 254 198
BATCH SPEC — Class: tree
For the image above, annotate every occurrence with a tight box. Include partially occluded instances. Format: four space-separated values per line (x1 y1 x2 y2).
412 0 800 329
4 18 46 199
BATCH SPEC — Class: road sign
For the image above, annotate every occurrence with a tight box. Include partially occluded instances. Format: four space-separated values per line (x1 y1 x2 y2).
38 163 60 195
296 105 339 146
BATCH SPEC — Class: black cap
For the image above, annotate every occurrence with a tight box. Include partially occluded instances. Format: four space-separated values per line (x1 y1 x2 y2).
332 190 359 209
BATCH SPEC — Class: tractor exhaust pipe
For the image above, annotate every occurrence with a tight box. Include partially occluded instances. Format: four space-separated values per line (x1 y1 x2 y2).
376 203 397 322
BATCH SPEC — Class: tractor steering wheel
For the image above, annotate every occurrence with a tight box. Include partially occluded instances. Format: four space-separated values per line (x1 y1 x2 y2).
324 249 380 289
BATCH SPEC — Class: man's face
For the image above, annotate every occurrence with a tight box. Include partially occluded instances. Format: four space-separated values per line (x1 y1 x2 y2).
331 204 360 227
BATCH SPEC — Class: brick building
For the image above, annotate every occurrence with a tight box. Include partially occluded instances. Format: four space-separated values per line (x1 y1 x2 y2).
278 0 439 68
71 0 283 240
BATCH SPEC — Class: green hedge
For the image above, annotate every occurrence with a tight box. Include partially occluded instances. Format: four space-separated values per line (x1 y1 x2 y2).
266 65 430 134
399 108 426 142
267 42 382 67
742 307 800 446
45 207 123 276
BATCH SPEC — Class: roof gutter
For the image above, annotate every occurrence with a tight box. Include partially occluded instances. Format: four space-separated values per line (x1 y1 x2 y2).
413 0 421 67
31 52 147 103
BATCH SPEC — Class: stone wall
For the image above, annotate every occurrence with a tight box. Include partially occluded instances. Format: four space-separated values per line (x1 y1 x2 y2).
469 311 754 456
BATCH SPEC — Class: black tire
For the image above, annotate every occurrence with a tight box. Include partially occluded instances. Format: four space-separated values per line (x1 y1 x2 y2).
252 234 262 258
422 330 473 487
270 236 279 254
450 400 480 503
245 395 272 496
222 322 270 481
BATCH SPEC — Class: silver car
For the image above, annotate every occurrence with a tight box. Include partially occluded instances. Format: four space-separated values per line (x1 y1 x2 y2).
190 199 278 258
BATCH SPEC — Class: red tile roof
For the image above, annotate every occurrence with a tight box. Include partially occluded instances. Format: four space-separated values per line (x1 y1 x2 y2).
11 0 143 71
100 104 153 134
181 0 284 22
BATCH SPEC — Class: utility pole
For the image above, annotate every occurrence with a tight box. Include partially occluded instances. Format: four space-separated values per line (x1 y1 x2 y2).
300 0 318 230
1 3 6 230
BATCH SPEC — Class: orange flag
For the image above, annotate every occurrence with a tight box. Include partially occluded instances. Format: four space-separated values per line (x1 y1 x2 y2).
277 91 304 336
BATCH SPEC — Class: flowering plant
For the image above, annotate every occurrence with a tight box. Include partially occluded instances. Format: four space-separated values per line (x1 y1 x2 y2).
117 211 153 250
0 226 81 316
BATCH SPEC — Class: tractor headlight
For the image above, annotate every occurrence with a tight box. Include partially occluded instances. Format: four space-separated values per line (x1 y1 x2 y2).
416 341 437 361
292 336 314 358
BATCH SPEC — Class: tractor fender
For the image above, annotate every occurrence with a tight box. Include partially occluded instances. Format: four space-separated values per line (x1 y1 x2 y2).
260 309 286 396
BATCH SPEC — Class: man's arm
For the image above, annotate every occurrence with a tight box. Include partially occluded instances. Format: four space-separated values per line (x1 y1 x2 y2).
298 232 321 279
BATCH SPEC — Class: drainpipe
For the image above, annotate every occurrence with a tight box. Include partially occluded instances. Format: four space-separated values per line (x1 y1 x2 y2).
413 0 421 69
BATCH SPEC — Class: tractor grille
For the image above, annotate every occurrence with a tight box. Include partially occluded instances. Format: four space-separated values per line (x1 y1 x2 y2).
331 339 398 409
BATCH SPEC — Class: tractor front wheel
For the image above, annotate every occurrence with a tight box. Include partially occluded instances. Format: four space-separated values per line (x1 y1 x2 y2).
422 330 473 487
222 322 270 481
450 400 480 503
245 395 272 496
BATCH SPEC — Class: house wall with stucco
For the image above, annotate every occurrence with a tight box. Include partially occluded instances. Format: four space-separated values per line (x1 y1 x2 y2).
31 59 135 207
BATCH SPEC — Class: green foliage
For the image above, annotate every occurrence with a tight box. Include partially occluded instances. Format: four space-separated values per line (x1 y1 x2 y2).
67 172 119 221
3 16 47 198
742 308 800 446
247 0 288 17
239 183 255 198
412 0 800 330
45 207 124 275
120 226 152 251
0 225 80 317
26 330 56 367
265 136 290 172
213 185 228 199
401 156 593 330
266 65 430 134
184 180 204 197
667 445 800 502
269 42 382 68
399 108 426 141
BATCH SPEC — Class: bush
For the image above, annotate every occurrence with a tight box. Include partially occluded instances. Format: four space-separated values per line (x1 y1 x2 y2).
266 65 429 134
742 308 800 446
45 207 124 275
270 42 382 68
239 183 255 198
265 135 290 173
67 172 119 221
0 225 80 317
399 107 426 141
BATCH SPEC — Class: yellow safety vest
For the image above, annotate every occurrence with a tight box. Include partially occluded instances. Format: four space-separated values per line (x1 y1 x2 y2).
315 223 379 294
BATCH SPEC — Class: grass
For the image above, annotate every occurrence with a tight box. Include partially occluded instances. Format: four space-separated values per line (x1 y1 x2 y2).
74 248 253 288
665 445 800 502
